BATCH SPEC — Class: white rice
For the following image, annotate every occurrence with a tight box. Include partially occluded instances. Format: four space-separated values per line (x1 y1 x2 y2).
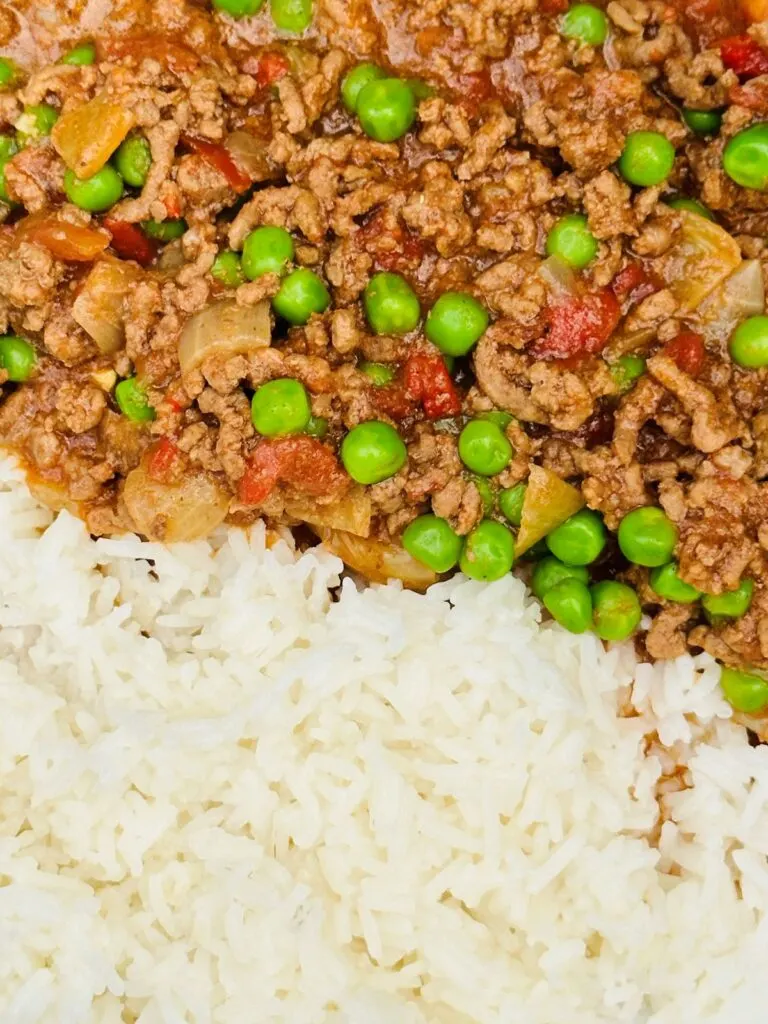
0 453 766 1024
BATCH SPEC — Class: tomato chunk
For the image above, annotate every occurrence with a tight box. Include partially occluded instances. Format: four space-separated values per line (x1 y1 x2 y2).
254 52 290 88
404 352 462 419
612 262 660 308
182 134 251 194
720 34 768 78
103 218 157 267
239 437 348 505
664 331 705 376
534 290 621 360
147 437 182 484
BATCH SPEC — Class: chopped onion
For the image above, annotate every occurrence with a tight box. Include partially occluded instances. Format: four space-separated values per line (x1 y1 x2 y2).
317 528 438 590
123 461 231 543
515 465 585 556
73 258 138 354
661 210 742 312
696 259 765 344
178 299 272 374
538 254 578 301
224 130 271 184
284 486 372 537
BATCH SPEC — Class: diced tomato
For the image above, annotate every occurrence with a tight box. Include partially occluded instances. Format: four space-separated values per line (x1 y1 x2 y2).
404 352 462 419
540 0 568 12
101 34 200 74
720 34 768 78
146 437 182 484
239 437 348 506
457 68 495 110
181 134 252 194
370 382 417 421
664 331 706 377
254 51 290 88
534 290 621 360
612 262 660 308
103 218 157 267
16 215 109 262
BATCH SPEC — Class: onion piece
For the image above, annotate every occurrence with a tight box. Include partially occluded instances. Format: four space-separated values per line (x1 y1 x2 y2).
515 465 585 556
179 299 272 374
538 254 578 301
224 130 271 184
660 210 742 312
73 258 139 354
696 259 765 344
52 92 135 179
317 528 438 590
283 486 372 537
123 460 231 542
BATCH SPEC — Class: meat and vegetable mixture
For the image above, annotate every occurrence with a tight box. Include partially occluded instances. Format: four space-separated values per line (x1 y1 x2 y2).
2 0 768 719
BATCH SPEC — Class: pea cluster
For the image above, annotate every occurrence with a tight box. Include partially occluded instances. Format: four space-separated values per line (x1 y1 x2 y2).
212 0 313 34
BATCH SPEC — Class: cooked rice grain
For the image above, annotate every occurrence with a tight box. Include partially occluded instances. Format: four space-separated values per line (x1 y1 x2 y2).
0 457 766 1024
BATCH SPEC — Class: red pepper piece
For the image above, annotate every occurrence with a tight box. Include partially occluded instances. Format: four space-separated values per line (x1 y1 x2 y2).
255 52 290 88
612 263 660 307
103 218 157 267
404 352 462 419
663 331 705 376
720 34 768 78
534 290 621 360
181 134 252 194
146 437 182 484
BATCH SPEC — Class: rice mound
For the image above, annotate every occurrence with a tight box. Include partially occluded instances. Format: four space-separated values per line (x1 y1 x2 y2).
0 456 767 1024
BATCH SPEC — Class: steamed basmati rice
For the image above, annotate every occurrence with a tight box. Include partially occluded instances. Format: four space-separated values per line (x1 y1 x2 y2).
0 454 766 1024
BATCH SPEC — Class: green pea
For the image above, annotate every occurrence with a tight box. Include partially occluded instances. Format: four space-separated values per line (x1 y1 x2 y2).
617 506 678 567
560 3 608 45
16 104 59 146
211 250 245 287
342 63 385 113
402 514 463 573
305 414 328 438
458 419 512 477
0 336 36 381
359 361 396 386
666 196 713 221
544 577 593 634
682 108 722 137
341 420 407 485
64 166 123 213
649 562 701 604
545 213 598 270
425 292 489 357
272 268 330 326
499 482 527 527
609 354 646 393
0 58 19 88
363 272 420 335
618 131 676 188
59 42 96 66
143 218 187 242
702 579 754 620
531 556 589 601
729 315 768 368
115 377 155 422
114 135 152 189
213 0 265 15
251 378 311 436
357 78 416 143
477 410 514 430
591 580 641 642
723 124 768 191
546 508 606 566
460 519 515 582
720 665 768 714
270 0 313 33
242 225 294 281
471 475 496 515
